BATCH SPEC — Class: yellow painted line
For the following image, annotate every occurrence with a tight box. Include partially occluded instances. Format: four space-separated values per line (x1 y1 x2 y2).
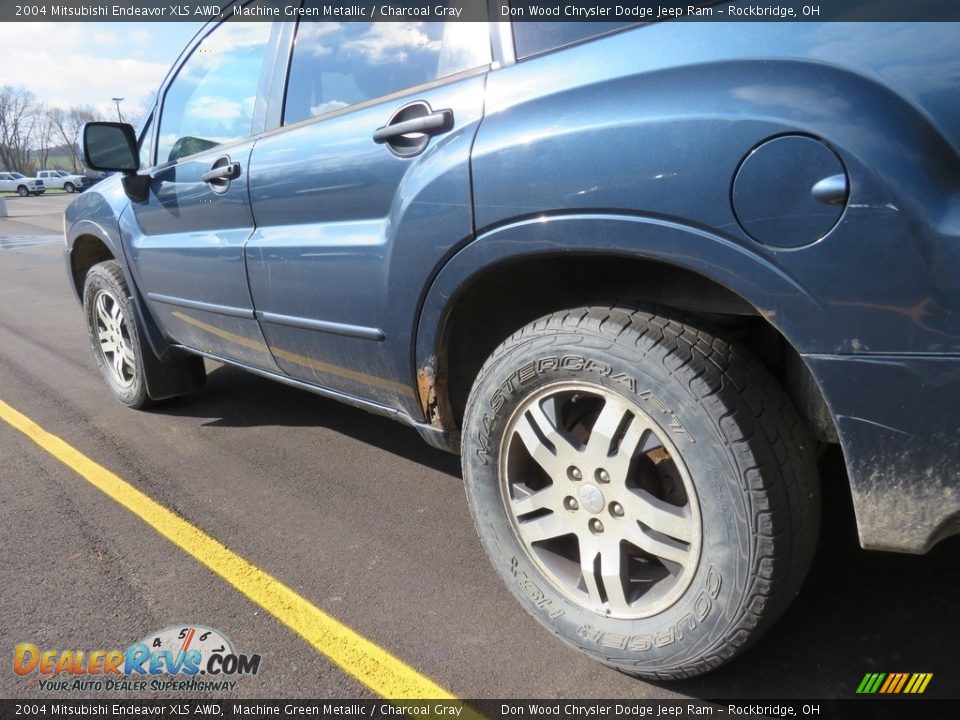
0 398 459 703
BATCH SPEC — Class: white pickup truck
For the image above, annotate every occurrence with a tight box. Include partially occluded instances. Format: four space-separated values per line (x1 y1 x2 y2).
36 169 88 193
0 172 44 196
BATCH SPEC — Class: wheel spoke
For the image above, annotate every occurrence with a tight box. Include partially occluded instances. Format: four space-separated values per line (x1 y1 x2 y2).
514 401 579 478
622 520 692 567
599 543 631 613
620 488 693 543
112 347 126 379
509 482 566 517
99 332 115 354
515 510 571 544
95 295 111 327
584 395 633 459
122 345 136 369
111 302 123 324
607 419 663 481
578 542 605 607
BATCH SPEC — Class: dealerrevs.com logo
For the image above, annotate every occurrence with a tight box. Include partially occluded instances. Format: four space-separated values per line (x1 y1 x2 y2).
14 625 261 693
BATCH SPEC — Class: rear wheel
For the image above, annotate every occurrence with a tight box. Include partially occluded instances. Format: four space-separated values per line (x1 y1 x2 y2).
461 306 820 678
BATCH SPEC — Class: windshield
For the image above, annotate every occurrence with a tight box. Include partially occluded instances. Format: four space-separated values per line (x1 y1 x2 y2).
10 172 24 179
57 171 69 177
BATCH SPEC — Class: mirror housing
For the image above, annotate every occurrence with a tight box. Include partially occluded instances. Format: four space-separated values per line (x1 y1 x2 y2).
83 122 139 174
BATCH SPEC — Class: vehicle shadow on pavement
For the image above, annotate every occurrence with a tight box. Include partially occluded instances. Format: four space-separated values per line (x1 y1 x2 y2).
155 363 463 477
156 367 959 699
661 448 960 699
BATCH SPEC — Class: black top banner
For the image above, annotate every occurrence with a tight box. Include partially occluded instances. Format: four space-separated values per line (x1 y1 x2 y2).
2 0 959 22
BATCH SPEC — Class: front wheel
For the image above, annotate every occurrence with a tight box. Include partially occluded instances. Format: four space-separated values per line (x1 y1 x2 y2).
17 185 28 197
82 261 151 407
461 307 820 678
64 182 75 193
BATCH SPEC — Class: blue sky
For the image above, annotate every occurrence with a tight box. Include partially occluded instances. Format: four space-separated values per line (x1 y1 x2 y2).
0 22 205 119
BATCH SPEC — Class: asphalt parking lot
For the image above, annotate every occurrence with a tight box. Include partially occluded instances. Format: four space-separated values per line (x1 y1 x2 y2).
1 194 957 701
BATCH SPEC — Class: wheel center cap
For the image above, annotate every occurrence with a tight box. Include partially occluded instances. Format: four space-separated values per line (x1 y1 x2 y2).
578 484 605 514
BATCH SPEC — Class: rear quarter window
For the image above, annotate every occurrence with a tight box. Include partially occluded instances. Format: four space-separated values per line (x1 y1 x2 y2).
511 20 636 58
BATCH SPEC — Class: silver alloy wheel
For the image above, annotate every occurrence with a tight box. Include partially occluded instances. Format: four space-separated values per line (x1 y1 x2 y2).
93 289 136 387
499 382 702 619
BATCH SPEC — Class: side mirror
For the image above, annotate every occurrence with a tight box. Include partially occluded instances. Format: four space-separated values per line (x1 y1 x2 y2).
83 122 139 174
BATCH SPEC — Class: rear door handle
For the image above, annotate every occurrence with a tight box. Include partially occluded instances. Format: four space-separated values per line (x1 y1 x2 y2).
373 103 453 157
201 161 241 184
373 109 453 143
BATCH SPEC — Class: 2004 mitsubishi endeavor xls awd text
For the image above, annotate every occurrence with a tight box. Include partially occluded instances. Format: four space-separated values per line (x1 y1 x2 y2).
68 5 960 678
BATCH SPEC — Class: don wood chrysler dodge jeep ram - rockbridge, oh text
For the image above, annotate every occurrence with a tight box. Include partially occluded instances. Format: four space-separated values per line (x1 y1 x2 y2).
67 9 959 678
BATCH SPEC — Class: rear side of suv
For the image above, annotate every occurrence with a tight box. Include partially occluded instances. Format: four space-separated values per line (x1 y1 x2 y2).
68 6 960 678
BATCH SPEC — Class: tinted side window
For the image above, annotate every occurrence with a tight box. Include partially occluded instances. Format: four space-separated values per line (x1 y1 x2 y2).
157 20 271 164
283 15 490 125
511 21 635 59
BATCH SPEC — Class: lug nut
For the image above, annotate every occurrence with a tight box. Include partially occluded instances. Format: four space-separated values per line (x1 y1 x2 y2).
564 496 579 511
568 466 582 481
610 502 624 517
589 518 604 534
596 469 610 483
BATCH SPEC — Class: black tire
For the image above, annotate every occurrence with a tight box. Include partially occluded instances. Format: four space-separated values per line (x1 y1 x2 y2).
82 261 152 408
461 306 820 679
64 182 75 193
17 185 28 197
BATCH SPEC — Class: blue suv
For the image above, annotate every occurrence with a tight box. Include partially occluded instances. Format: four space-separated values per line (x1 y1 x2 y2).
70 8 960 678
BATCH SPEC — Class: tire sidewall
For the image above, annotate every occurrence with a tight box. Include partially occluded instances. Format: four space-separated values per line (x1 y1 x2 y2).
462 330 755 673
82 263 148 407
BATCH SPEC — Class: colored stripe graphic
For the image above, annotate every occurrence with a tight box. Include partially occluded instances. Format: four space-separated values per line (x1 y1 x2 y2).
858 672 933 694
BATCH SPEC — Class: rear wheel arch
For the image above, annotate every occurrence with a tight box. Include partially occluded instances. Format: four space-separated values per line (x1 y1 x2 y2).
423 251 839 450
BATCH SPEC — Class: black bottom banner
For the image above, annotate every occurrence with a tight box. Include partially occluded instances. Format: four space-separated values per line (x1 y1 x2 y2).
1 699 957 720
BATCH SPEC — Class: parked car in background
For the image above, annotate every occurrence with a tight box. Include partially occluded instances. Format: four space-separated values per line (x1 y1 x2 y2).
83 169 111 186
0 172 44 196
68 6 960 679
36 169 88 193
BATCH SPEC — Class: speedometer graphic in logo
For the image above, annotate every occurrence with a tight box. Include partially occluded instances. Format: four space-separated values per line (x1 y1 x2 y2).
129 624 260 677
138 625 234 662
